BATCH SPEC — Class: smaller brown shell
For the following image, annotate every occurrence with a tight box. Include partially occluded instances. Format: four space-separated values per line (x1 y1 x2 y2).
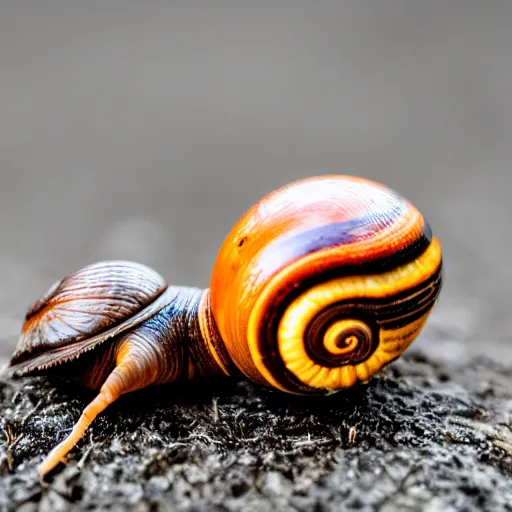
9 261 170 375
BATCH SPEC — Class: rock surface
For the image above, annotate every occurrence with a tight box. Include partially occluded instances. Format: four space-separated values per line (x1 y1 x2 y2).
1 351 512 511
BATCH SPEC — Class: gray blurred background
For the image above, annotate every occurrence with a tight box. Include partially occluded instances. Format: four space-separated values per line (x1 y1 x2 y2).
0 2 510 367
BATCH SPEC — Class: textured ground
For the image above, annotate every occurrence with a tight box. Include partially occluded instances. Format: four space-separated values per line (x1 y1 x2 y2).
1 3 512 511
1 350 512 511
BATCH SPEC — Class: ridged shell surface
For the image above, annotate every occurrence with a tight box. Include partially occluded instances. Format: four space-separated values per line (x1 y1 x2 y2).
10 261 167 369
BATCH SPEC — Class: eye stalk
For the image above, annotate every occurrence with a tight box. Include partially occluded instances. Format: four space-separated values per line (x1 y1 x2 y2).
8 174 443 478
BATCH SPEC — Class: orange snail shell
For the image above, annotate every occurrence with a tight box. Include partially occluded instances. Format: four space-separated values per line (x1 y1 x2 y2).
210 175 443 394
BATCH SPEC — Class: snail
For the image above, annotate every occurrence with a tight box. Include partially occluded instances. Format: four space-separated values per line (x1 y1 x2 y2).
7 175 443 478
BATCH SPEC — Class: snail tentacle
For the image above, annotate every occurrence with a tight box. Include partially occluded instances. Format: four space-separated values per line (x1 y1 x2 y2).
35 286 230 477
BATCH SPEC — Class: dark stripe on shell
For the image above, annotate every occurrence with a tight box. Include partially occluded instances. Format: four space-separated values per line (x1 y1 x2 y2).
255 226 441 395
303 265 442 368
305 310 379 367
256 202 429 280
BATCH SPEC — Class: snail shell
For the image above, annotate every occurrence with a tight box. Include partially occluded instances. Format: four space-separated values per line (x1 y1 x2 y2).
210 175 442 393
8 174 443 477
10 261 169 371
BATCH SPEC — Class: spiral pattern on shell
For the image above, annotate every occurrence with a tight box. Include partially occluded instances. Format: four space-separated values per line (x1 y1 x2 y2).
210 175 443 395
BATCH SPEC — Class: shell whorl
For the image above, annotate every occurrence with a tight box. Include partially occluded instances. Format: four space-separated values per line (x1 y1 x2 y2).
9 261 170 374
211 175 443 395
250 235 442 394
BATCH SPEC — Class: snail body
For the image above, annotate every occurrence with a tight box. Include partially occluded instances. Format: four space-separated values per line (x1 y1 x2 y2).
8 175 443 478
